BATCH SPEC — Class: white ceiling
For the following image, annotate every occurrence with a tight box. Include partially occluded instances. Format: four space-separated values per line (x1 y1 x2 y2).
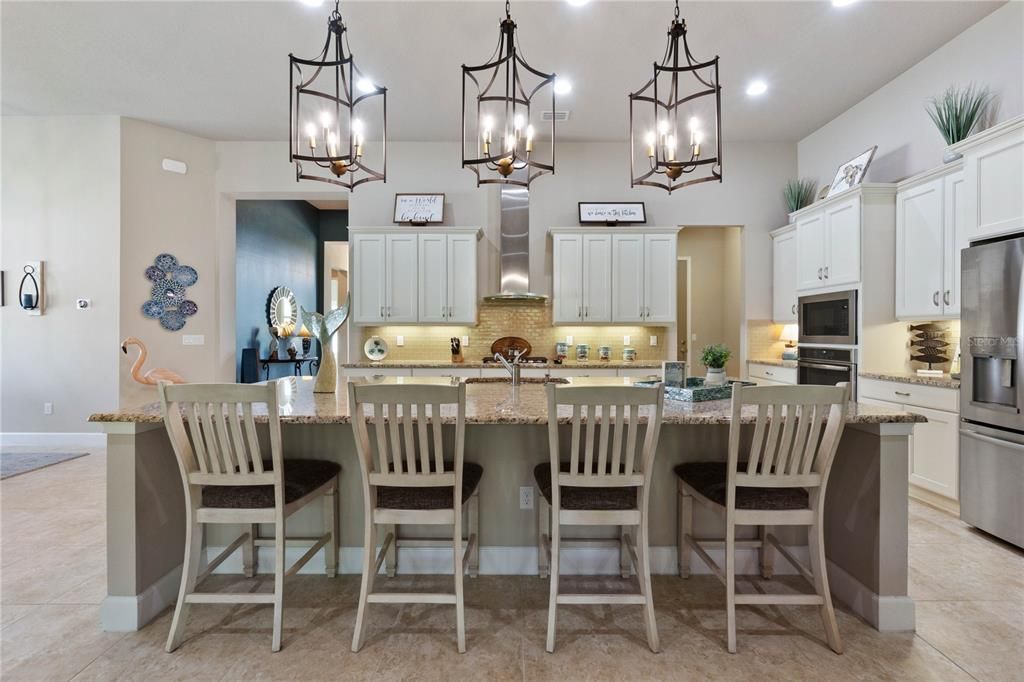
1 0 1004 143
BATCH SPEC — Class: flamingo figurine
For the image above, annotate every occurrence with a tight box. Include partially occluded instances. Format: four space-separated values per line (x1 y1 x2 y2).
121 337 187 385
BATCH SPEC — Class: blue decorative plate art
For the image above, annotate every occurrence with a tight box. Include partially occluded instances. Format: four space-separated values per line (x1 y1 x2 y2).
142 254 198 331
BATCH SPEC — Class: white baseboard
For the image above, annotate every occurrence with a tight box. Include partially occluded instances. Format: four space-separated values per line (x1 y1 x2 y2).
102 565 182 632
826 559 915 632
0 432 107 449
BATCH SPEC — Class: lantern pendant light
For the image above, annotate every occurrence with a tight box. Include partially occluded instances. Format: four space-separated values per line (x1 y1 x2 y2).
289 0 386 190
462 0 556 188
629 0 722 193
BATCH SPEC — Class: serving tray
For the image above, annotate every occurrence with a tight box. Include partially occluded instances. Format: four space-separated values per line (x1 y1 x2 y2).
636 377 756 402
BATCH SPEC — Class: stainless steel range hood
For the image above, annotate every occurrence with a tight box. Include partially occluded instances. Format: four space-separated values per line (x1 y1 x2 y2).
484 187 548 302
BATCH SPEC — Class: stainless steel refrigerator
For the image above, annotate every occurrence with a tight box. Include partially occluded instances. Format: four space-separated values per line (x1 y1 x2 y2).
960 232 1024 548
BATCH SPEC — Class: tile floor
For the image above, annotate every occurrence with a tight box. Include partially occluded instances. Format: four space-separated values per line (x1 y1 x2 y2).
2 451 1022 681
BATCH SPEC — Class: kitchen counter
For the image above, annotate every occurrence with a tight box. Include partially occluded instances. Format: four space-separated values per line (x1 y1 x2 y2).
340 360 663 370
859 371 960 390
747 358 798 369
90 376 925 426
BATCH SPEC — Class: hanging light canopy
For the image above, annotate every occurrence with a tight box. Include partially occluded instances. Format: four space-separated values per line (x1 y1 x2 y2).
462 1 556 188
629 0 722 193
289 0 386 190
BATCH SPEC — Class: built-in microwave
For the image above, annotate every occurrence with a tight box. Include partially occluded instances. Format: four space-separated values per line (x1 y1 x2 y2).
799 290 857 346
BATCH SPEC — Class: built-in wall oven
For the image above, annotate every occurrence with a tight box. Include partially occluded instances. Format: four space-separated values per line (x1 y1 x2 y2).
799 290 858 346
797 347 857 400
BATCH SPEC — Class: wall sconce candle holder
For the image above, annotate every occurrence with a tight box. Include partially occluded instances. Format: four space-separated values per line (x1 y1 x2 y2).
19 262 44 315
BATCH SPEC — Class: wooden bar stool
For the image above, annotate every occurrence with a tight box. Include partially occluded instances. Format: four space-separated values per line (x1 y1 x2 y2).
536 382 666 653
676 382 849 654
348 381 481 653
158 380 340 653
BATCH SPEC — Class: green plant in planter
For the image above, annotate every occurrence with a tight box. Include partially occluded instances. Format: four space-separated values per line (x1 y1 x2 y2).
700 344 731 369
926 84 992 146
783 178 817 212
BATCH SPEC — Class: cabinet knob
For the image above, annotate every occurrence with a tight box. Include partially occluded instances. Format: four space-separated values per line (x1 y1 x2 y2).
943 290 950 306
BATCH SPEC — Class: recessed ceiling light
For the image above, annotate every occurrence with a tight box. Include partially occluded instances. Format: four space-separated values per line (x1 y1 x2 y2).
357 78 376 94
298 0 325 6
567 0 590 6
554 78 573 95
831 0 859 7
745 79 768 97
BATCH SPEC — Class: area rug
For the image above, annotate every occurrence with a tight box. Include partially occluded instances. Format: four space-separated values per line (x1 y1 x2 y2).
0 452 89 479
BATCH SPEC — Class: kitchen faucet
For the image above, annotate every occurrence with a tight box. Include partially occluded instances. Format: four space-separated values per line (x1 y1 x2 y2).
494 350 523 386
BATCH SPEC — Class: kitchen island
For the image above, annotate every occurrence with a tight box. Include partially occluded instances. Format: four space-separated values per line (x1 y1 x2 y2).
90 377 924 634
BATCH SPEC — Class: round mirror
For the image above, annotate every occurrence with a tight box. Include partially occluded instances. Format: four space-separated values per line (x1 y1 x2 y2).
267 286 298 335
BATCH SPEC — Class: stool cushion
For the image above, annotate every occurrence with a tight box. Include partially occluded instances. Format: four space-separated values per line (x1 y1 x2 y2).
674 462 810 511
533 463 637 511
377 462 484 511
202 459 340 509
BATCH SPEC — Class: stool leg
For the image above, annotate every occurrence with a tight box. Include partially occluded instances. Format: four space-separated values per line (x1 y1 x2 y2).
725 517 737 654
619 526 632 578
384 524 397 577
678 482 693 579
166 514 203 652
454 502 467 653
637 518 660 653
545 512 560 653
468 491 480 578
351 517 378 652
272 516 286 652
243 523 258 578
808 516 843 654
325 481 339 578
759 525 774 580
537 496 550 579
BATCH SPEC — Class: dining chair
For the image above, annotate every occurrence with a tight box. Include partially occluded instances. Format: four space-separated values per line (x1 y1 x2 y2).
535 382 666 653
676 382 849 654
158 380 340 653
348 380 482 653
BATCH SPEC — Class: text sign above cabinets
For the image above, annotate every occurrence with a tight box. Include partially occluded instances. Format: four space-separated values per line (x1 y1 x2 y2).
550 227 678 325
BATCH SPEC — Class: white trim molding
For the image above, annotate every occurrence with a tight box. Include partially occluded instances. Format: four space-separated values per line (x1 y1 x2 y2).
102 565 182 632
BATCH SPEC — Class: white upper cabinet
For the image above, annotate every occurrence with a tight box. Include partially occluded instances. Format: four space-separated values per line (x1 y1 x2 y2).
350 227 480 326
895 167 966 319
824 196 861 286
770 226 797 323
796 212 826 290
552 227 679 325
952 115 1024 243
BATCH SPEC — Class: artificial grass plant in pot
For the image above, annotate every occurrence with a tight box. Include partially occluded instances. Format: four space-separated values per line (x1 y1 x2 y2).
700 343 731 387
783 178 817 213
925 84 992 163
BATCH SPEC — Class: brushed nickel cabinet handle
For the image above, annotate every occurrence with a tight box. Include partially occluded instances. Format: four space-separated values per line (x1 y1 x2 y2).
824 266 829 279
943 290 950 306
791 304 796 315
895 391 911 397
933 291 940 306
380 306 384 318
817 268 822 280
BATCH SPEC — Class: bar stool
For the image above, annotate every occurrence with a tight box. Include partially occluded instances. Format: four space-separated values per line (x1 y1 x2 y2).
348 381 481 653
535 382 666 653
158 380 340 653
676 382 849 654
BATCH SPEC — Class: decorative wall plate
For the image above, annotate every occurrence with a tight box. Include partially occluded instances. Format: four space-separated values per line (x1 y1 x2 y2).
267 286 298 335
171 265 198 286
142 254 198 331
364 336 389 362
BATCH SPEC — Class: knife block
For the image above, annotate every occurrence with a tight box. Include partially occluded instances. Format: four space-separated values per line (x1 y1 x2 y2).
451 348 464 363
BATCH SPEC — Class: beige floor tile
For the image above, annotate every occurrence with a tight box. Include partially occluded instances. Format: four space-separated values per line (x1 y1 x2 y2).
1 545 106 605
0 604 35 630
916 599 1024 682
0 604 124 680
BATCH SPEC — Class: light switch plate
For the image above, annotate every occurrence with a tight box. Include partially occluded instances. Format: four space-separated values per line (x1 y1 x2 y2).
649 335 658 346
461 335 469 347
396 335 405 346
623 335 631 346
182 335 204 346
566 335 574 345
43 402 53 415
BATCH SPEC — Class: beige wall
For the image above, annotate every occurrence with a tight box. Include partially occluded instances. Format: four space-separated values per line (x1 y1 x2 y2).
678 227 743 377
119 119 218 408
0 116 121 434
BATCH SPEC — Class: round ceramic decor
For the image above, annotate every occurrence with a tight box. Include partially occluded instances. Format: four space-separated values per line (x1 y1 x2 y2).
364 336 389 362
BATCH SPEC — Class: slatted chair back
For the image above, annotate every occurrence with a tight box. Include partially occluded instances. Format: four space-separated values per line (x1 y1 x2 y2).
728 382 849 492
348 381 466 494
158 381 283 493
546 383 666 491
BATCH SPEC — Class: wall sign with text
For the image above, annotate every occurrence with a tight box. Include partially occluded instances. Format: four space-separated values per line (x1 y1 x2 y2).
394 193 445 224
578 202 647 225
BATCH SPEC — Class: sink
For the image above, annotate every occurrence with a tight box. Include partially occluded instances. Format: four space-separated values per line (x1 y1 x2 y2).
464 377 569 385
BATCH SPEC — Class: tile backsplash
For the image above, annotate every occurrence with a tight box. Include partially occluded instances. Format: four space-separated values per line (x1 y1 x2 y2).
747 319 788 361
357 300 669 363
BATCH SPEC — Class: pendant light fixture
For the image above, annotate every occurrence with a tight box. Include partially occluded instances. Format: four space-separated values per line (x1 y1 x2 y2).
289 0 386 190
462 0 556 188
629 0 722 193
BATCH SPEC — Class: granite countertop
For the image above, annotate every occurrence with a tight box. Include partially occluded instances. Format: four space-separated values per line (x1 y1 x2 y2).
341 360 663 370
859 371 960 390
90 376 926 426
747 358 798 369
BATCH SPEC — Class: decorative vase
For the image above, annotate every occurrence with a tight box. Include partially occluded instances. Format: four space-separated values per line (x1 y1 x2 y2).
943 149 963 164
705 366 727 386
314 345 337 393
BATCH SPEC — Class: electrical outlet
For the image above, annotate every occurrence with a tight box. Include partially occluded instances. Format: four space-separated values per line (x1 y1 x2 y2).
43 402 53 415
182 335 204 346
691 333 698 342
623 335 631 346
461 335 469 347
519 486 534 510
396 335 405 347
649 335 658 347
566 335 574 345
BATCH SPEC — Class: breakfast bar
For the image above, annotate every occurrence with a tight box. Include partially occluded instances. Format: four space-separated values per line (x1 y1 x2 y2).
90 377 925 635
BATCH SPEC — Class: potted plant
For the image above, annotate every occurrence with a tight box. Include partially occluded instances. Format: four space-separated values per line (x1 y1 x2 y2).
700 344 731 386
925 84 992 163
300 294 350 393
783 178 817 213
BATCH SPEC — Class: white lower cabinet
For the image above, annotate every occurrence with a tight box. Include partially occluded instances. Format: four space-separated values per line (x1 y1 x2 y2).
747 363 797 386
860 377 960 503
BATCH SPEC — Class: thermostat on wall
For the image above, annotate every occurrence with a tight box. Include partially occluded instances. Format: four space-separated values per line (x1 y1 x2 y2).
161 158 188 174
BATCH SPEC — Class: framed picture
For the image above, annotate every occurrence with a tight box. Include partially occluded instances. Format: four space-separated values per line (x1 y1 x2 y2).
393 193 445 224
578 202 647 225
826 146 877 198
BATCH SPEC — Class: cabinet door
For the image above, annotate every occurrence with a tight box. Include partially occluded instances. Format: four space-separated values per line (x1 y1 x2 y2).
417 233 448 323
824 197 861 286
611 233 645 323
943 171 967 316
385 233 419 323
447 233 478 324
582 234 613 322
771 230 797 323
908 405 959 501
896 178 944 318
644 233 677 324
351 233 386 324
552 234 583 324
965 128 1024 241
796 212 826 290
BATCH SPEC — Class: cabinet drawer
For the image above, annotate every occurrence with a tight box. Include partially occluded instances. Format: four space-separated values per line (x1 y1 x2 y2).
747 363 797 385
859 378 958 412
